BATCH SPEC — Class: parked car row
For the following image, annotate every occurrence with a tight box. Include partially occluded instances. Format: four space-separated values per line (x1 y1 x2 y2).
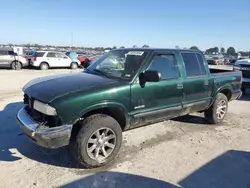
30 51 81 70
77 54 103 68
0 48 102 70
0 48 29 69
30 51 102 70
205 55 239 65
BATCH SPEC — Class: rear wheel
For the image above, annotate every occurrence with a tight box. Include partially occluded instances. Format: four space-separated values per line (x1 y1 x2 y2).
70 114 122 168
11 61 22 70
70 62 78 69
204 93 228 124
40 62 49 70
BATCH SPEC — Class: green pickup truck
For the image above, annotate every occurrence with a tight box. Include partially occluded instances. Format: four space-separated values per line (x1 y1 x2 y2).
17 48 242 168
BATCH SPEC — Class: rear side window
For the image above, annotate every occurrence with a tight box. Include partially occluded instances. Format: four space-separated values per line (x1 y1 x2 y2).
181 52 206 77
0 50 7 55
196 53 206 75
36 52 45 57
55 53 65 58
148 54 179 80
47 52 56 58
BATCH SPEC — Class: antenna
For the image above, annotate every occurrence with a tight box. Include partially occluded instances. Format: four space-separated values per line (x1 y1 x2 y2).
71 32 74 50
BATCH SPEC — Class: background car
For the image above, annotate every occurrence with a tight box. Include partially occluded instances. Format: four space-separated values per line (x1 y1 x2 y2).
83 54 103 68
233 58 250 94
30 51 80 70
24 51 36 64
207 56 224 65
65 51 81 65
0 49 29 69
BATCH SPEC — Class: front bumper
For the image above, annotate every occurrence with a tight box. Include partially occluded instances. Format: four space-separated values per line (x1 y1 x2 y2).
16 107 72 149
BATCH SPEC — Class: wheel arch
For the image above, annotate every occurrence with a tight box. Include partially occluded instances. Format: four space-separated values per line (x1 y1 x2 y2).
70 102 129 140
40 61 49 66
11 60 23 67
71 61 80 68
207 85 232 109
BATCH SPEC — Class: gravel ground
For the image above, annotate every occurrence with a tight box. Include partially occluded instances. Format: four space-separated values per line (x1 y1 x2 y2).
0 67 250 188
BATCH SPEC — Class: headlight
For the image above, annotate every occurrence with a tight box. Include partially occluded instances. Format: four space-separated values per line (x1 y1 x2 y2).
33 100 57 116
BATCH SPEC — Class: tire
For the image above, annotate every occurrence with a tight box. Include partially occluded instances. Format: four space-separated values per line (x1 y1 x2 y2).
204 93 228 124
40 62 49 70
11 61 22 70
70 62 78 69
83 59 91 68
83 61 90 68
70 114 122 168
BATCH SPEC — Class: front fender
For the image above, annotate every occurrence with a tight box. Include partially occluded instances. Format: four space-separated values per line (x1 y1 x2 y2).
72 100 129 125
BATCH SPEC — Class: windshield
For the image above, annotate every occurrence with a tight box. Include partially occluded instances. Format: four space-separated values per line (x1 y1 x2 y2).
85 50 149 81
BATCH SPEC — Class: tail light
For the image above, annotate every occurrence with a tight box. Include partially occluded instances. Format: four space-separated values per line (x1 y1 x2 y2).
34 57 37 61
23 55 28 59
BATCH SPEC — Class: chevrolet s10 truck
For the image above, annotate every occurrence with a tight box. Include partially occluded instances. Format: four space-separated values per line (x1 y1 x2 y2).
17 48 242 168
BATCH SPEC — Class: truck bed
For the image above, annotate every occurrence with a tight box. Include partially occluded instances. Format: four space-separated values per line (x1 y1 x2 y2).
209 67 242 101
209 68 234 75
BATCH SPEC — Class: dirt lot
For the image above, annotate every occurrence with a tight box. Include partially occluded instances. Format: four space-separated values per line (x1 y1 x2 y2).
0 67 250 188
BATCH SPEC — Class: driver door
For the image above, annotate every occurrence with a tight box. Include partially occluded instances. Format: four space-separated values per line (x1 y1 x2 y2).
56 52 70 67
130 52 183 128
46 52 60 67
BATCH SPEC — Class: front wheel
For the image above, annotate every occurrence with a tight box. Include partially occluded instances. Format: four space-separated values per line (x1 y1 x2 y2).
70 62 78 69
40 62 49 70
204 93 228 124
70 114 122 168
11 61 22 70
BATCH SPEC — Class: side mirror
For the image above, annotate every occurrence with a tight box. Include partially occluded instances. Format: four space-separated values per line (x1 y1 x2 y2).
139 70 161 87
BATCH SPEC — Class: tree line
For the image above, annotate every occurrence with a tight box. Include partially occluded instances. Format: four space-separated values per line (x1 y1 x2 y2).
190 46 249 56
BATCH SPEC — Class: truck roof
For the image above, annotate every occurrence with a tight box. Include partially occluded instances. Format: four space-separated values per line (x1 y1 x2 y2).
113 48 201 53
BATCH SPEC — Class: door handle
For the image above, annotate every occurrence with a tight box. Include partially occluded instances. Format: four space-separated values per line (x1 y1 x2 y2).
204 80 209 86
177 83 183 89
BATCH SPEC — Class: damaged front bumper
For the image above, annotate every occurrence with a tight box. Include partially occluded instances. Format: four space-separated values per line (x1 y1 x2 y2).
16 107 73 149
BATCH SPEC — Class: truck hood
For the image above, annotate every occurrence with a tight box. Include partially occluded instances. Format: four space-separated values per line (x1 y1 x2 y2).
23 72 118 103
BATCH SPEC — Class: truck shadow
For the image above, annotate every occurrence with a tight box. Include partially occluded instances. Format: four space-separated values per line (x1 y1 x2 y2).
178 149 250 188
59 171 178 188
238 93 250 101
172 115 209 125
59 150 250 188
0 102 74 168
